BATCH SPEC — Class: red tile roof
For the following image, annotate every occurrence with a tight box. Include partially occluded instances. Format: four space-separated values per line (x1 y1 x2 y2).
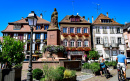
93 13 122 25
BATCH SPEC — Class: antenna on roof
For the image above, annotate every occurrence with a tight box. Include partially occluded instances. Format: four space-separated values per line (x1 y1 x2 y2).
92 2 102 16
43 11 47 19
72 1 75 15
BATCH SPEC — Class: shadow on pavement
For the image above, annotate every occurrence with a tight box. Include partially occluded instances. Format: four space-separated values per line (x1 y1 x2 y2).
126 77 130 80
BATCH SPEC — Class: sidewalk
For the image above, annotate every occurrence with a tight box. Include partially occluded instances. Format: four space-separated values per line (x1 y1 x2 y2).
109 69 130 81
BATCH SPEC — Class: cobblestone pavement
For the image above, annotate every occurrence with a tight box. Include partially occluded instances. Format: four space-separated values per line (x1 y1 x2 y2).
22 70 28 81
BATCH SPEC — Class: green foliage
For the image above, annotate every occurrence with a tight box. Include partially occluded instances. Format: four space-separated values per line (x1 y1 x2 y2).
64 69 76 79
87 49 100 60
39 54 42 58
89 62 100 73
112 61 117 66
82 63 90 69
33 68 43 80
35 51 39 54
1 36 25 68
12 63 22 68
105 61 112 66
43 65 65 81
105 61 108 64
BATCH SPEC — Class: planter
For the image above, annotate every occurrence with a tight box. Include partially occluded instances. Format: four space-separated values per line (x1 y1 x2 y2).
63 75 77 81
0 68 22 81
62 33 68 37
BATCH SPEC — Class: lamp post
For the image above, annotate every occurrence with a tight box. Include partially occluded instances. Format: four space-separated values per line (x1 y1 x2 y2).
110 45 112 62
27 11 37 81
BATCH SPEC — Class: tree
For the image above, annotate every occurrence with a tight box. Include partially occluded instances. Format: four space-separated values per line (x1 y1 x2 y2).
1 36 25 68
87 49 100 61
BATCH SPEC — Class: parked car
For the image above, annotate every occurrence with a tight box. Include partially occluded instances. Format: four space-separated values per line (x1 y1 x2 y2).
126 57 130 63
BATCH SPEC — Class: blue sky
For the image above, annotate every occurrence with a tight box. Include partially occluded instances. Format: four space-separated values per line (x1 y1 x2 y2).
0 0 130 36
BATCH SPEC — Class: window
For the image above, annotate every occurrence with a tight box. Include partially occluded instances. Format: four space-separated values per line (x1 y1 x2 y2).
101 19 111 23
112 51 117 56
104 37 108 44
44 33 47 40
13 24 21 30
35 43 40 50
36 33 41 39
63 28 67 33
111 37 115 44
44 25 49 30
36 25 41 30
96 37 100 44
27 43 30 51
77 28 81 33
28 34 30 40
63 40 67 46
117 28 120 33
75 18 80 22
77 40 81 47
97 50 102 55
71 18 75 22
118 37 121 44
110 27 114 33
96 27 100 33
103 27 107 33
70 40 74 47
70 28 74 33
104 50 110 57
84 40 88 47
84 28 87 33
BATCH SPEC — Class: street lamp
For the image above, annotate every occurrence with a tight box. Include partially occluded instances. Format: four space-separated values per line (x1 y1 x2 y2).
110 45 112 62
27 11 37 81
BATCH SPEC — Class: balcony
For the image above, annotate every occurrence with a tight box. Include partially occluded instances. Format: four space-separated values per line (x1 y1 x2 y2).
103 43 119 48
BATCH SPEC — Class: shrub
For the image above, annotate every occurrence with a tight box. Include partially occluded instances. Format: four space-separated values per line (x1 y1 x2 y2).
89 62 100 73
33 68 43 80
58 67 65 72
105 61 112 66
62 33 68 37
82 63 90 69
87 49 100 60
77 33 82 37
64 69 76 79
112 61 117 67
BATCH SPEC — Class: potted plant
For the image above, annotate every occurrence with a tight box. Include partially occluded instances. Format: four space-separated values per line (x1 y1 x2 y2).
84 47 91 51
77 47 83 51
63 33 68 37
70 33 75 37
0 36 25 81
112 61 117 69
77 33 82 37
35 50 39 54
84 33 89 37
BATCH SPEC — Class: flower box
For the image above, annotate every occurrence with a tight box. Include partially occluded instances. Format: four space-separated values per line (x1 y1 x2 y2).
36 39 41 42
77 47 83 51
84 47 91 51
70 33 75 37
77 33 82 37
63 33 68 37
66 47 70 51
70 47 76 51
84 33 89 37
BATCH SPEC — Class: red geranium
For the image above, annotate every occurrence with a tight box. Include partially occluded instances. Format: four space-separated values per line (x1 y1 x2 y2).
84 33 89 37
66 47 70 51
77 33 82 37
70 47 76 51
84 47 91 51
77 47 83 51
70 33 75 37
62 33 68 37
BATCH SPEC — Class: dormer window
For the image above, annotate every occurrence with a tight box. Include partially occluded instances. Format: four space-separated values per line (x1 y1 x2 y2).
44 25 49 30
101 19 111 23
71 18 75 22
36 25 41 30
13 24 21 30
75 18 80 22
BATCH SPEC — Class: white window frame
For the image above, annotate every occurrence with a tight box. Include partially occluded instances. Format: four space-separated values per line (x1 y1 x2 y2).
63 40 67 46
63 28 67 33
84 28 87 33
77 28 81 33
96 37 100 44
70 40 75 47
84 40 88 47
70 28 74 33
77 40 82 47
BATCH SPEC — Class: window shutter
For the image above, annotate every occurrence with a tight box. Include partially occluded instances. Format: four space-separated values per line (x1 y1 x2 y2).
100 37 103 44
121 38 125 44
95 37 97 44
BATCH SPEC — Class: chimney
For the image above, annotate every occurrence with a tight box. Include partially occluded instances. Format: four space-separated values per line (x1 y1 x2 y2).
83 16 85 19
88 18 90 22
40 13 43 18
107 12 108 17
77 13 79 15
21 17 23 19
92 16 93 23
